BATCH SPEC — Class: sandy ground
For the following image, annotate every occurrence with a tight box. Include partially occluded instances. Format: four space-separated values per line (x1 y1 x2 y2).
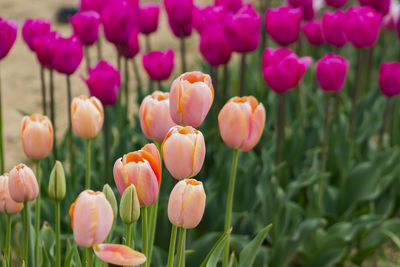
0 0 202 171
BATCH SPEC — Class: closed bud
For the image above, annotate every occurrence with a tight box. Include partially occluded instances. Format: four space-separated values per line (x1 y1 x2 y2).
102 184 118 220
48 161 66 202
119 184 140 224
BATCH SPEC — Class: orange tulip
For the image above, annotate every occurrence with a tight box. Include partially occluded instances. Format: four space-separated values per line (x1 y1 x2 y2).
0 174 23 214
8 164 38 202
21 114 53 160
71 95 104 139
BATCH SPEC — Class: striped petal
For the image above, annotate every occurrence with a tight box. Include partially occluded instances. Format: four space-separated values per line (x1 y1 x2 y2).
94 244 146 266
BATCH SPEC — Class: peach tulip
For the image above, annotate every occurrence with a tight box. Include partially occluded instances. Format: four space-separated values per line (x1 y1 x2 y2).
0 174 23 214
168 179 206 229
8 164 39 202
71 95 104 139
69 190 113 247
94 244 146 266
113 143 161 206
162 126 205 180
139 91 176 143
218 96 266 152
169 71 214 127
21 114 53 160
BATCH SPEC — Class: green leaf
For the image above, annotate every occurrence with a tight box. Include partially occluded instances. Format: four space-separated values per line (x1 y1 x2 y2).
381 229 400 251
238 224 272 267
200 228 232 267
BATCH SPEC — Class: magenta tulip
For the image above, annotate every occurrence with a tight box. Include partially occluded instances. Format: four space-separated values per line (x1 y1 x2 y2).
265 6 302 47
142 49 175 81
52 36 83 75
83 60 121 106
80 0 111 13
22 19 51 51
33 31 59 68
325 0 348 8
168 19 193 37
118 29 140 59
288 0 314 20
215 0 243 13
199 25 232 66
0 18 17 60
321 11 347 48
359 0 390 15
138 3 160 35
302 19 325 46
315 53 349 92
164 0 193 36
70 11 100 46
262 47 311 94
378 62 400 98
193 5 225 34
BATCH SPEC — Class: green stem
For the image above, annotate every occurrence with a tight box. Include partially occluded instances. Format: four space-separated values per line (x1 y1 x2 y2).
176 228 186 267
103 106 110 184
124 53 129 120
40 65 47 116
223 149 239 267
391 98 399 146
67 75 74 185
180 29 186 73
379 98 391 149
56 201 61 267
23 202 30 266
239 53 247 96
145 35 151 53
222 64 229 101
86 247 93 267
6 214 11 266
49 68 57 160
166 225 178 267
35 160 41 267
97 37 102 62
85 46 91 74
85 139 91 189
349 49 364 139
0 65 4 173
142 207 148 267
275 93 286 180
126 223 132 247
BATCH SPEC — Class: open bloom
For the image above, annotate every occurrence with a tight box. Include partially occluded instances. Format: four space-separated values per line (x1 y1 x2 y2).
113 144 161 206
379 62 400 98
315 53 349 92
70 11 100 46
0 174 23 214
22 18 51 51
138 3 160 34
139 91 176 143
168 179 206 229
302 19 325 46
321 11 347 48
169 71 214 128
218 96 266 151
162 126 205 180
71 95 104 139
21 114 53 160
0 18 18 60
8 164 38 202
52 35 84 75
142 49 174 81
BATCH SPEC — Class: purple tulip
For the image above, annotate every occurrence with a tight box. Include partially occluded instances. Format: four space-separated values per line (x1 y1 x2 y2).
33 31 60 68
118 29 140 58
138 3 160 35
168 19 193 37
0 18 17 60
70 11 100 46
265 6 302 47
142 49 175 81
193 5 225 34
288 0 314 20
164 0 193 34
321 11 347 48
22 19 51 51
262 47 311 94
302 19 325 46
344 6 382 49
359 0 390 15
52 36 84 75
84 60 121 105
325 0 348 8
315 53 349 92
378 62 400 98
215 0 242 13
200 25 232 66
80 0 111 13
223 4 261 53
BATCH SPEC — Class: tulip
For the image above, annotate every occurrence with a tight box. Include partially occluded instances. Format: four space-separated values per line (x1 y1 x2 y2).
113 143 161 206
302 19 325 46
162 126 205 180
325 0 348 8
262 47 312 94
138 3 160 35
378 62 400 98
118 29 140 59
139 91 176 143
321 11 347 48
215 0 242 13
359 0 390 15
288 0 314 20
84 60 121 106
315 54 349 93
80 0 111 13
94 244 147 266
164 0 194 30
8 164 38 202
0 18 17 60
22 18 51 51
218 96 266 152
102 184 118 220
21 114 53 160
168 18 193 38
265 6 302 47
199 25 232 66
142 49 175 81
70 11 100 46
193 5 226 34
33 31 60 68
0 174 23 214
71 95 104 139
48 161 66 202
169 71 214 127
120 184 141 225
52 36 83 75
344 6 382 49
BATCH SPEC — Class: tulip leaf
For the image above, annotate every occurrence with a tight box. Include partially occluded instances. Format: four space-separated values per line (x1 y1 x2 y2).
42 244 51 267
238 224 272 267
200 228 232 267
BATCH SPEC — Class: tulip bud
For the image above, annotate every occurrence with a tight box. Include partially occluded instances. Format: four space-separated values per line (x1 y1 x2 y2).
302 19 325 46
162 126 205 180
169 71 214 128
52 36 83 75
168 179 206 229
0 174 23 214
69 190 113 247
71 95 104 139
22 18 51 51
321 11 347 48
138 3 160 35
378 62 400 98
70 11 100 46
48 161 66 202
21 114 53 160
199 25 232 67
218 96 266 152
315 53 349 93
102 184 118 220
8 164 39 202
142 49 175 81
119 184 140 224
0 18 18 60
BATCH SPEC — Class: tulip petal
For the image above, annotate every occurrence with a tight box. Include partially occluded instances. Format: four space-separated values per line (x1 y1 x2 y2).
94 244 146 266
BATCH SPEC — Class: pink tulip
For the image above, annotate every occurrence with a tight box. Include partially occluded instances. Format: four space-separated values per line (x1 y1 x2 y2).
162 126 205 180
164 0 194 31
262 47 311 94
302 19 325 46
0 174 23 214
168 19 193 37
138 3 160 35
52 35 83 75
325 0 348 8
359 0 390 15
169 71 214 127
378 62 400 98
94 244 146 266
142 49 175 81
344 6 382 49
21 114 53 160
69 190 113 247
315 53 349 92
118 29 140 59
8 164 39 202
215 0 243 13
33 31 59 68
70 11 100 46
193 5 226 34
265 6 302 47
321 11 347 48
80 0 111 13
218 96 266 151
71 95 104 139
168 179 206 229
113 144 161 206
139 91 177 143
0 18 17 60
22 18 51 51
288 0 314 20
200 25 232 66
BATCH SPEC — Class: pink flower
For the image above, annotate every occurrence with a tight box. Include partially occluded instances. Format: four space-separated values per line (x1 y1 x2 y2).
142 49 175 81
0 174 23 214
8 164 39 202
215 0 243 13
164 0 193 36
359 0 390 15
52 35 83 75
200 24 232 66
22 18 51 51
80 0 111 13
21 114 53 160
70 11 100 46
138 3 160 35
0 18 17 60
288 0 314 20
315 53 349 92
325 0 348 8
378 62 400 98
193 5 226 34
94 244 146 266
302 19 325 46
71 95 104 139
118 29 140 59
321 11 347 48
33 31 60 68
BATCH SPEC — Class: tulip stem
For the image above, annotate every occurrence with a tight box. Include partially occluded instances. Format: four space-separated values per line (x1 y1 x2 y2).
239 53 247 96
145 35 151 53
66 75 75 185
349 49 365 139
176 227 186 267
157 81 162 92
275 93 286 180
23 201 30 266
222 63 229 101
124 52 129 119
0 65 4 174
35 160 41 267
40 65 47 116
85 139 91 189
96 37 102 61
142 207 148 267
49 68 57 160
167 225 178 267
55 201 61 267
132 58 143 102
86 247 93 267
180 29 186 73
6 214 11 266
126 223 132 247
85 46 91 74
223 149 239 267
379 98 391 149
103 106 110 183
391 98 399 146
